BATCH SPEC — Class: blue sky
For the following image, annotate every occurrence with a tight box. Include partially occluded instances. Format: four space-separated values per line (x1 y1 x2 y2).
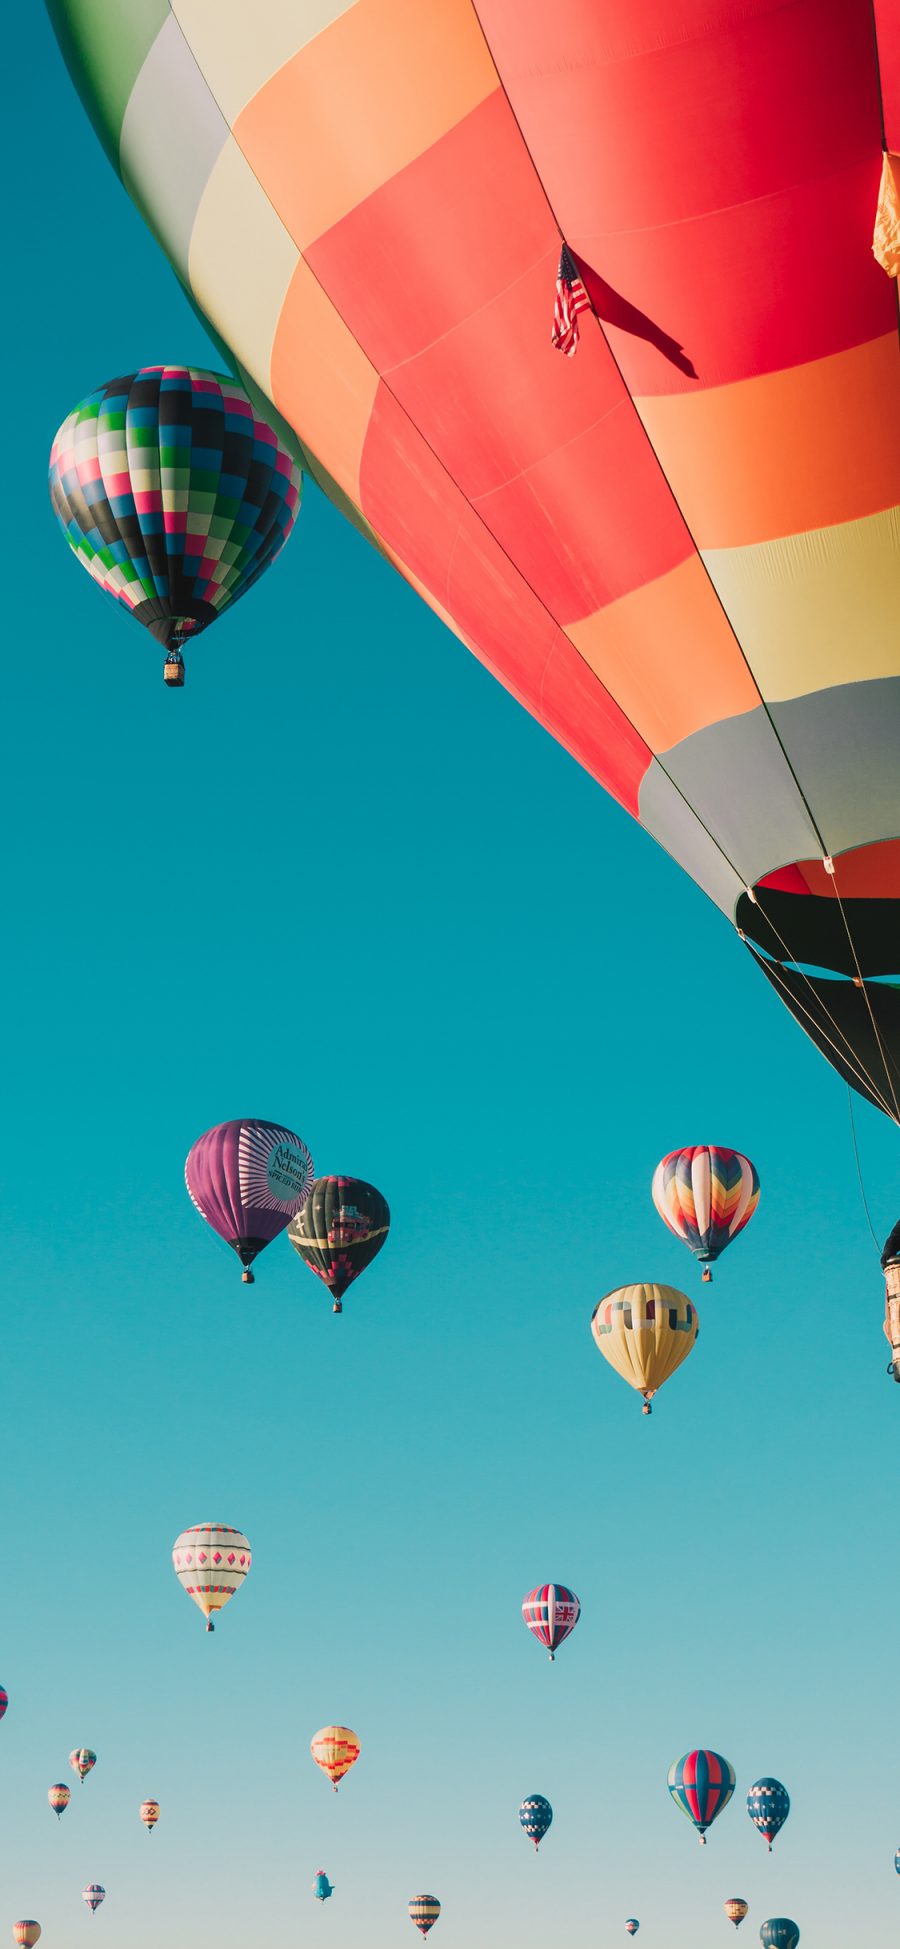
4 10 900 1948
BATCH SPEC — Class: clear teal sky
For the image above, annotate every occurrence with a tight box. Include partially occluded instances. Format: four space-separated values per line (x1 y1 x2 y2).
5 12 900 1949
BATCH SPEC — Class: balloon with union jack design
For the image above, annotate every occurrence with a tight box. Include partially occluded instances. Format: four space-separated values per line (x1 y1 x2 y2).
519 1793 553 1850
521 1583 580 1661
747 1777 790 1852
185 1119 314 1284
408 1897 441 1938
725 1901 749 1928
667 1749 735 1843
652 1146 759 1281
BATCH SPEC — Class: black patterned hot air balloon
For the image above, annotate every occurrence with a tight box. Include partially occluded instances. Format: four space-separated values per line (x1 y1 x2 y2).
287 1177 390 1313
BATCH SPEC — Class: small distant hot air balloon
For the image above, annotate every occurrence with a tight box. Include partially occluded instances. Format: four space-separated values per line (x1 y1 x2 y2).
759 1923 799 1949
140 1801 159 1833
408 1897 441 1938
287 1176 390 1313
312 1872 334 1903
521 1584 580 1661
625 1922 640 1937
519 1794 553 1851
48 367 302 687
747 1778 790 1852
82 1888 105 1915
48 1784 71 1819
895 1846 900 1875
652 1147 759 1281
668 1750 735 1843
0 1686 8 1720
12 1925 40 1948
725 1901 750 1928
310 1726 360 1792
172 1523 251 1632
591 1284 698 1413
70 1749 97 1785
185 1119 314 1283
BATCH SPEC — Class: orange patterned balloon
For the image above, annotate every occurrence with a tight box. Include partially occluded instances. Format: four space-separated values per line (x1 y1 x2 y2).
310 1726 360 1792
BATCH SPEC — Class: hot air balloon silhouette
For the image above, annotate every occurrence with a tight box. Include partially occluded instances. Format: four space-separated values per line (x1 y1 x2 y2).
48 1784 71 1819
652 1147 759 1280
185 1119 314 1283
48 368 302 686
408 1897 441 1938
759 1924 799 1949
172 1523 251 1632
82 1888 105 1914
312 1872 334 1903
668 1750 735 1843
591 1284 698 1412
46 4 900 1121
725 1902 750 1929
310 1726 360 1791
140 1801 160 1833
70 1749 96 1785
521 1584 580 1661
287 1177 390 1313
746 1778 790 1852
519 1794 553 1851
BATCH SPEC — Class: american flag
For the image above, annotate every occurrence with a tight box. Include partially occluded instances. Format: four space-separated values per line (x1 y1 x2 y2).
551 244 593 357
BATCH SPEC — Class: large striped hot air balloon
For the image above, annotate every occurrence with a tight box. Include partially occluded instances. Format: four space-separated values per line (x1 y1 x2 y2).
310 1726 360 1792
70 1748 96 1785
48 1784 71 1819
746 1778 790 1852
652 1147 760 1281
48 367 302 685
519 1794 553 1851
408 1897 441 1938
668 1749 735 1844
185 1119 314 1283
521 1584 580 1661
45 0 900 1121
726 1902 750 1929
287 1176 390 1313
591 1284 698 1414
172 1523 251 1632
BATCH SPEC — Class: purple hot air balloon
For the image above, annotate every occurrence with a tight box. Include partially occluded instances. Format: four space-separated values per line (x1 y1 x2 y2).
185 1119 314 1283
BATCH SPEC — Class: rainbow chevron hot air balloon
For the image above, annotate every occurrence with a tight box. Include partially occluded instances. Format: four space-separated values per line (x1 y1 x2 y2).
652 1147 759 1281
48 1784 70 1819
70 1749 96 1785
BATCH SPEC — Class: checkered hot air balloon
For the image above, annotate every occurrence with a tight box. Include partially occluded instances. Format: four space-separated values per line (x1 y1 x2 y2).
591 1284 698 1414
521 1584 580 1661
70 1749 96 1785
759 1923 799 1949
310 1726 360 1792
287 1176 390 1314
652 1147 760 1281
48 367 302 686
172 1523 251 1633
82 1888 105 1914
725 1901 750 1929
746 1778 790 1852
185 1119 314 1284
667 1749 735 1844
408 1897 441 1938
519 1794 553 1851
140 1800 160 1833
48 1784 70 1819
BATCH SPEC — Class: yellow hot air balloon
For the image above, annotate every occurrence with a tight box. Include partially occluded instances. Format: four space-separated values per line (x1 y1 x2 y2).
590 1283 698 1414
13 1927 41 1949
140 1800 160 1833
310 1726 360 1792
725 1899 749 1929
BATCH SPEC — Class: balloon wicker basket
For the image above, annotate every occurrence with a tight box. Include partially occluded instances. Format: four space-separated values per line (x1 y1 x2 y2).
163 655 185 687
